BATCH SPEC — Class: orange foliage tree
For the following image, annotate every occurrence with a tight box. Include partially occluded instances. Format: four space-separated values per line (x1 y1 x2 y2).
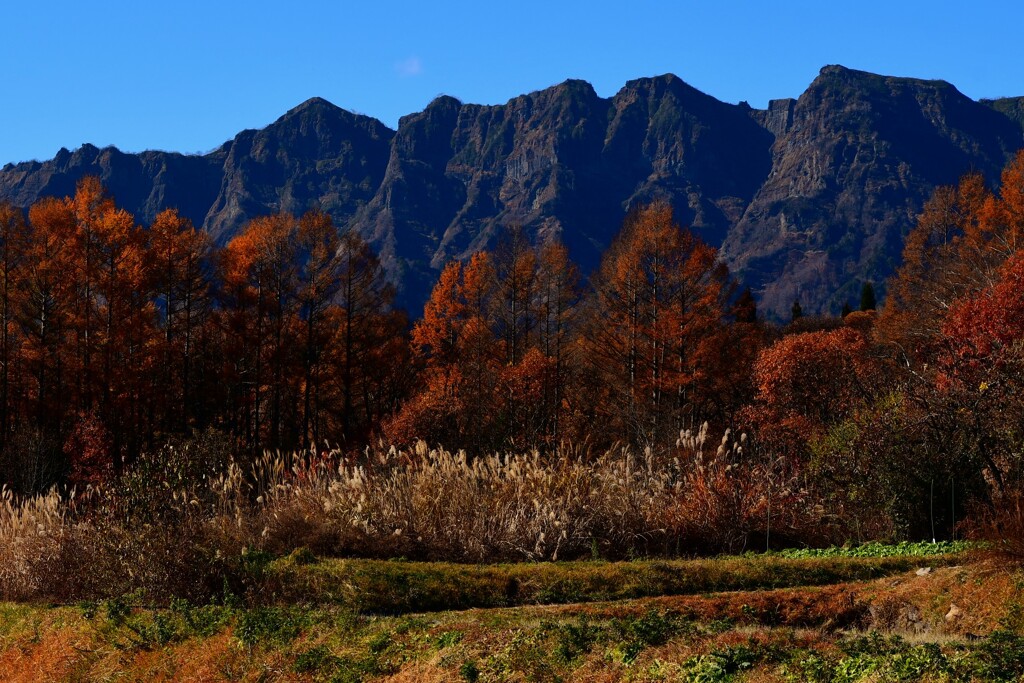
294 210 342 448
220 213 300 451
23 196 79 435
147 209 215 432
93 204 156 461
880 153 1024 357
70 176 117 411
937 251 1024 493
583 202 732 446
391 254 500 448
528 239 581 441
0 203 29 440
744 327 878 459
0 178 422 488
221 210 407 453
329 226 406 444
390 229 582 449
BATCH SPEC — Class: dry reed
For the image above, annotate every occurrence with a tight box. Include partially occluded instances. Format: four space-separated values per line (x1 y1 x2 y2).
0 425 829 602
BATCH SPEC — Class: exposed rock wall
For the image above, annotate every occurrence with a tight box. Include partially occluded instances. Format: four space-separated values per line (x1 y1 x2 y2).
3 66 1022 317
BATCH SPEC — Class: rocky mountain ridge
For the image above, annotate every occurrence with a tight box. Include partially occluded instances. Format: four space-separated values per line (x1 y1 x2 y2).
3 65 1022 317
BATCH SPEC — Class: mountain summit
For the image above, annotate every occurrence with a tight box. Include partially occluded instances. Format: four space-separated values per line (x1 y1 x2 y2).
3 67 1022 317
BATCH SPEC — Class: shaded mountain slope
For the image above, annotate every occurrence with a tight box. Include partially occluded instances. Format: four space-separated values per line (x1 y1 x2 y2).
2 66 1023 317
725 65 1024 314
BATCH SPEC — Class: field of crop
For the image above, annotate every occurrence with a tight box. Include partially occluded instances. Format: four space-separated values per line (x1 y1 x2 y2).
2 543 1021 682
773 541 973 559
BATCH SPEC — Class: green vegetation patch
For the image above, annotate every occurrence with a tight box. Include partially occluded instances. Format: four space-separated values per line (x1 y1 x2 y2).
785 630 1024 683
775 540 973 559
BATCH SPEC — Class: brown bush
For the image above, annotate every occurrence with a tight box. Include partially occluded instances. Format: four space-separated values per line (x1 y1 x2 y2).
965 489 1024 562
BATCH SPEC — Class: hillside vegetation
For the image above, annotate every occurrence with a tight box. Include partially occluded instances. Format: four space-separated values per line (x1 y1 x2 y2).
3 550 1023 682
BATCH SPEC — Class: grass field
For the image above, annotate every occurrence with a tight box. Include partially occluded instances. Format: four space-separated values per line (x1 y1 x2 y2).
3 543 1022 682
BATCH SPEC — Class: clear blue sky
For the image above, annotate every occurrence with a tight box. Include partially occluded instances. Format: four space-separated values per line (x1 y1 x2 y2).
2 1 1022 166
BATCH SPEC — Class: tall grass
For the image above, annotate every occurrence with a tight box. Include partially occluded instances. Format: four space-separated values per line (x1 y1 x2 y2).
0 486 65 601
0 426 830 603
259 426 824 561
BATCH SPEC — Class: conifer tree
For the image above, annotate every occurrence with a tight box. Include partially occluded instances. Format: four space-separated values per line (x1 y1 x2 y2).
584 202 730 445
733 287 757 324
860 282 876 311
0 203 28 442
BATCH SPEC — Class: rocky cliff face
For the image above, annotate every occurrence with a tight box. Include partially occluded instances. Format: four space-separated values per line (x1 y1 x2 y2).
724 65 1024 315
203 98 394 244
352 75 772 299
0 98 393 245
2 66 1022 317
983 96 1024 133
0 144 223 230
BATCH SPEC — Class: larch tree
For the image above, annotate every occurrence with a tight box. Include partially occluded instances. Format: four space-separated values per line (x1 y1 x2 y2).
23 197 78 433
0 203 29 441
877 172 995 355
533 238 581 440
393 253 501 448
146 209 215 431
71 176 116 411
332 227 396 443
221 214 300 451
92 204 154 460
492 226 536 367
584 202 731 446
295 210 342 449
491 226 539 442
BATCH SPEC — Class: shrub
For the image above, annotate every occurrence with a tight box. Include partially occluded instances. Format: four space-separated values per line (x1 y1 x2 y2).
65 411 112 489
966 489 1024 561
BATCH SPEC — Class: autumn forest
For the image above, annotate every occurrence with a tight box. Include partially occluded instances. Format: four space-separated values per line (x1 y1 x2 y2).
2 147 1024 569
0 176 743 486
4 149 1024 546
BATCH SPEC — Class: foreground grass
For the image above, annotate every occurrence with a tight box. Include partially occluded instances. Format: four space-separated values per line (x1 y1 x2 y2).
4 543 1018 682
263 551 967 614
2 558 1023 682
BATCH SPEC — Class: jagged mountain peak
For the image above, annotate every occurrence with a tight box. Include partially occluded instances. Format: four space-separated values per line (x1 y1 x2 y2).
620 72 701 94
810 64 964 99
724 65 1023 317
263 96 393 138
543 78 600 99
424 94 463 109
287 95 341 112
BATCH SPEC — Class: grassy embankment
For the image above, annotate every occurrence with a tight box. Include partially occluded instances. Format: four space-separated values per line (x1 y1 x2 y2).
7 542 1024 682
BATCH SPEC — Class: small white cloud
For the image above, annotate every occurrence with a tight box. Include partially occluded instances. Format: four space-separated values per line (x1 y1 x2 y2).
395 56 424 78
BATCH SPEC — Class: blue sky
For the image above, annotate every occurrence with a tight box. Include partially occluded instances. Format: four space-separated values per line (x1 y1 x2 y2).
2 1 1022 166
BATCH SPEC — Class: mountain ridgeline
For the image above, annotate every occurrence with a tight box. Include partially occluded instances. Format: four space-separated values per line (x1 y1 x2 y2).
3 65 1023 317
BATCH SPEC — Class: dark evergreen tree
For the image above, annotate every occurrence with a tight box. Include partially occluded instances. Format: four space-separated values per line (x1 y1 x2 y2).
791 299 803 322
860 281 877 311
733 287 757 324
841 301 853 318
